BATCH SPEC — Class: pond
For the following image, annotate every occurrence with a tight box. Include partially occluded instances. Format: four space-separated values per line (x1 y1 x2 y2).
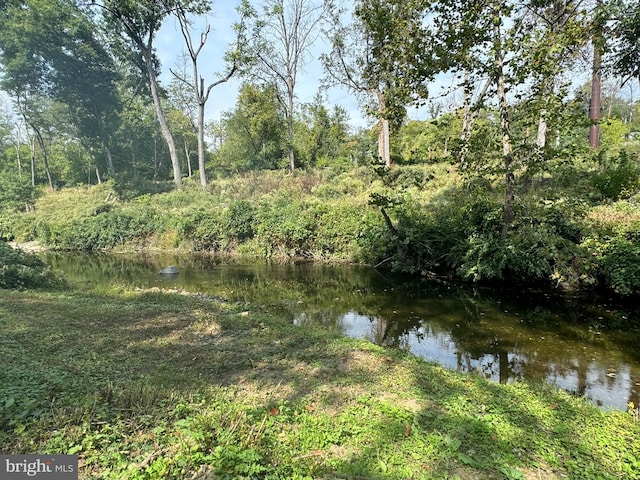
41 252 640 411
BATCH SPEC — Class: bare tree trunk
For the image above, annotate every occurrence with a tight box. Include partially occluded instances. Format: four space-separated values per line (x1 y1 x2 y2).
287 77 296 173
196 96 205 182
376 90 391 167
589 43 602 150
13 123 22 178
31 123 53 190
536 110 547 149
29 135 36 187
459 75 491 168
143 48 182 187
96 113 115 177
589 0 603 150
494 24 515 240
185 138 193 178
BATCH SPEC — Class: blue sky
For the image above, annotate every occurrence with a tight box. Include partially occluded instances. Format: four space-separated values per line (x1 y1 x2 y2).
155 0 370 130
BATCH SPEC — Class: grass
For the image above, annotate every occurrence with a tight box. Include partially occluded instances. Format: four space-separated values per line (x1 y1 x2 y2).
1 285 639 479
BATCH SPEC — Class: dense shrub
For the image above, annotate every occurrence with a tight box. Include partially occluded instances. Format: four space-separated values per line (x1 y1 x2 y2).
37 210 156 251
225 200 256 242
584 228 640 296
0 170 40 212
591 150 640 200
175 208 226 251
0 241 62 289
255 198 319 257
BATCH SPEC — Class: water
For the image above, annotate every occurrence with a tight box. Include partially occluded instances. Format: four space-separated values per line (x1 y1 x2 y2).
42 252 640 410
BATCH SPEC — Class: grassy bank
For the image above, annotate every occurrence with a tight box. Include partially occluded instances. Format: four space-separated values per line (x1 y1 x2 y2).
1 285 639 479
2 163 640 295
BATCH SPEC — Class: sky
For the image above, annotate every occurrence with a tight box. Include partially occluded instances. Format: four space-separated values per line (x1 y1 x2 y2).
155 0 372 130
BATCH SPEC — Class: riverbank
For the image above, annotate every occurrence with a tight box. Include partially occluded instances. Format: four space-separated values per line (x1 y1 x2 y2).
1 285 638 479
2 165 640 297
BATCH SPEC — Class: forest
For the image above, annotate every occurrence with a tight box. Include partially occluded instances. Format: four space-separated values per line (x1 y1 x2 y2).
1 0 640 296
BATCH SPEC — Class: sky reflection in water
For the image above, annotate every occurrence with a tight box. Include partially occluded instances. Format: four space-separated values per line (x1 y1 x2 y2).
43 252 640 410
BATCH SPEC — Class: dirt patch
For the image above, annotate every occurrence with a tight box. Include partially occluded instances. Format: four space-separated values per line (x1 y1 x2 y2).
9 240 46 252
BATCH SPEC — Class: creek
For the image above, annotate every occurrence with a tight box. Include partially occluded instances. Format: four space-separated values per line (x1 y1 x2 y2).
41 251 640 411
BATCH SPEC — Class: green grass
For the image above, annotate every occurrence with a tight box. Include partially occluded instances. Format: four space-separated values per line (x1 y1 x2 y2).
1 285 638 479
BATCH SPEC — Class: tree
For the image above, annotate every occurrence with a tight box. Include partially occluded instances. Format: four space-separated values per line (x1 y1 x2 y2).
214 82 286 172
95 0 209 188
429 0 590 237
0 0 121 183
296 93 350 166
169 1 251 187
322 0 436 167
245 0 327 173
607 0 640 87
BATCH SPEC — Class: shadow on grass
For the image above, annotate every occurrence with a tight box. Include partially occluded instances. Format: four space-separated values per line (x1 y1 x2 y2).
1 289 638 479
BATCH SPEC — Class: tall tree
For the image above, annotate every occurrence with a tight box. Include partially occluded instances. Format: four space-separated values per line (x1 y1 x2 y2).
607 0 640 88
322 0 436 167
0 0 120 182
589 0 605 150
169 1 250 187
429 0 590 237
214 82 286 172
94 0 208 188
245 0 326 173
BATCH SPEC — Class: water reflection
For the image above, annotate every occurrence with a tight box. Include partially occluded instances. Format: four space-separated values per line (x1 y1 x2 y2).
42 252 640 410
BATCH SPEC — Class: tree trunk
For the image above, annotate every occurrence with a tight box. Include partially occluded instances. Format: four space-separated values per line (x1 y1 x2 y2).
536 110 547 149
459 76 491 169
13 126 22 178
197 94 207 186
494 24 515 240
287 79 296 173
31 124 53 190
184 138 193 178
376 90 391 167
96 113 115 177
143 48 182 187
29 135 36 187
589 41 602 150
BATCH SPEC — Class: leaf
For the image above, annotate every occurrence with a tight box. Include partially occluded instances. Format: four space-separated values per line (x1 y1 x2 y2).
68 444 82 455
457 452 476 465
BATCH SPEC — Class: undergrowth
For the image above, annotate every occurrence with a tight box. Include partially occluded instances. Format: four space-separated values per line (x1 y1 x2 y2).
3 161 640 295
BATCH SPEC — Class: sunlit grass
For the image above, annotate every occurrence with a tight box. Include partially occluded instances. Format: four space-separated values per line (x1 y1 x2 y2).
1 286 638 479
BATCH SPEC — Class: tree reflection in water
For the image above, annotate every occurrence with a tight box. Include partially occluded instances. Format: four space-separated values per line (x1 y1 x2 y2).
42 252 640 410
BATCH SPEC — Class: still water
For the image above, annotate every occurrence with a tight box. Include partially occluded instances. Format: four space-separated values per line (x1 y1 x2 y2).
42 252 640 410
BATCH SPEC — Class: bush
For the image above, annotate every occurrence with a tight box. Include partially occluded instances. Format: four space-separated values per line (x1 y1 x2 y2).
584 229 640 296
591 150 640 200
174 208 226 251
0 170 40 212
0 241 62 289
38 210 156 251
225 200 256 242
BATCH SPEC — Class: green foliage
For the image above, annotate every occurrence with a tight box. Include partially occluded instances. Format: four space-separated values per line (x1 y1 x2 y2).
225 200 256 242
0 241 61 289
591 150 640 200
175 208 225 251
213 83 286 172
584 230 640 296
0 169 39 213
43 211 155 251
